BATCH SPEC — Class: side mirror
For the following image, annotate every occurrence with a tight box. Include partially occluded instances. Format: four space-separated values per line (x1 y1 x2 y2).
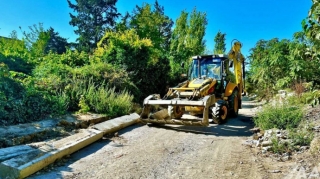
229 60 233 68
181 62 185 68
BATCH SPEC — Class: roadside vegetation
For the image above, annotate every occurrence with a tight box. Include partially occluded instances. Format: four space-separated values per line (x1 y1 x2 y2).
248 1 320 154
0 0 208 125
253 94 316 154
1 0 320 137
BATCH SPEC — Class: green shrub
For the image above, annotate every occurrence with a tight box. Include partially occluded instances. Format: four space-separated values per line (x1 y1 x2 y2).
33 52 139 109
289 121 314 147
0 72 68 125
286 91 320 107
96 29 170 101
81 85 133 118
270 137 292 154
78 95 90 114
254 104 303 130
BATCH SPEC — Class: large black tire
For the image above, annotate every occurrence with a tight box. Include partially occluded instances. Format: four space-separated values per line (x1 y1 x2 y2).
168 105 184 119
212 100 228 124
228 89 239 117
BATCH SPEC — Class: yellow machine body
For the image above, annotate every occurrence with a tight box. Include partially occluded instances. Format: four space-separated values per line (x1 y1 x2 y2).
140 40 245 126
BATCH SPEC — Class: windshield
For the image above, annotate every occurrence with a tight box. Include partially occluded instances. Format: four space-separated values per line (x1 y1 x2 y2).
190 58 222 80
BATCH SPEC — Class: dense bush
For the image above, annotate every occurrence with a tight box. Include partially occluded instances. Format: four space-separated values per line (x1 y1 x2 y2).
33 51 138 111
0 39 71 125
96 29 170 100
286 90 320 107
0 72 68 125
254 104 304 130
80 86 133 118
0 55 33 75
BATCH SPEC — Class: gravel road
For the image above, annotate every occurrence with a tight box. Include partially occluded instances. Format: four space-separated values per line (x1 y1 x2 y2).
28 97 276 179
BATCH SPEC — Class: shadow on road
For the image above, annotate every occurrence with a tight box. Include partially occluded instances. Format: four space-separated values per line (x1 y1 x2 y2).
147 114 255 137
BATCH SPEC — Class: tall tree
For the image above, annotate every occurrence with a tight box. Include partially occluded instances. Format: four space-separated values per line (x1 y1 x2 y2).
169 8 207 85
20 23 50 57
129 0 173 53
170 8 208 63
45 27 69 54
67 0 120 52
247 37 320 97
213 31 226 54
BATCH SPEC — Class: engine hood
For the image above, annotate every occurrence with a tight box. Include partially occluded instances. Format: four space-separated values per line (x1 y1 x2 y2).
188 78 216 88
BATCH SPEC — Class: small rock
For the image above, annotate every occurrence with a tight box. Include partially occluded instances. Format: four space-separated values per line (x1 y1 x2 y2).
252 133 259 140
268 170 281 173
257 133 264 138
256 140 261 147
280 135 287 139
282 152 289 157
250 127 261 133
281 156 290 162
114 132 119 137
243 140 257 146
262 146 272 151
276 133 282 138
261 141 272 147
312 126 320 131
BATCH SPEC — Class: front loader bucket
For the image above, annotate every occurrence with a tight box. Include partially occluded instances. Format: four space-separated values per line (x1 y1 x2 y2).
140 95 215 126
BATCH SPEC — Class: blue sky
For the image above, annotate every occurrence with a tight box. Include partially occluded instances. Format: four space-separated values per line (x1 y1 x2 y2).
0 0 312 57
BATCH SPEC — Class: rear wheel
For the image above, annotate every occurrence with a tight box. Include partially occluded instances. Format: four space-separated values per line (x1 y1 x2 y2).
168 106 184 119
212 100 228 124
229 89 239 117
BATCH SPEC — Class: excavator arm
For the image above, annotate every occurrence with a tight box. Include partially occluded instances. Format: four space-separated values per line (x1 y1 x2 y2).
227 40 246 95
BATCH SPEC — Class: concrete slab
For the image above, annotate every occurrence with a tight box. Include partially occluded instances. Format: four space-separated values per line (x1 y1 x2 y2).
0 129 103 179
0 113 140 179
94 113 140 134
0 113 107 148
60 113 108 128
0 145 38 163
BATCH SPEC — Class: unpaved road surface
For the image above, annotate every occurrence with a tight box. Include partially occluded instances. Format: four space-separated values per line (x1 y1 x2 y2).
28 98 281 179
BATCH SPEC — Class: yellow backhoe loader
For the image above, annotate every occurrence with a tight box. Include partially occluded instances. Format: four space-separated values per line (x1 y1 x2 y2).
140 40 246 126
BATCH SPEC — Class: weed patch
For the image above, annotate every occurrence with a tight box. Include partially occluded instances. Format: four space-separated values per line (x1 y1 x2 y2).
254 104 303 130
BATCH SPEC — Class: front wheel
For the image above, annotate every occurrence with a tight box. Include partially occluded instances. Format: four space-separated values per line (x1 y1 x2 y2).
212 100 228 124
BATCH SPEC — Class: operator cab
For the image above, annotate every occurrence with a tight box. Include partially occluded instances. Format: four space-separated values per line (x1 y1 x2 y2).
188 55 229 96
189 55 228 80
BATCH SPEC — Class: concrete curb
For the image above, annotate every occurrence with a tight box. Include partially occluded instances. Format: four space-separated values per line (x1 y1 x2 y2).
94 113 140 134
0 113 140 179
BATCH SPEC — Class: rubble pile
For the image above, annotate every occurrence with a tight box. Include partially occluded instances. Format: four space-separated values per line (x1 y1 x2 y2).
312 125 320 132
243 127 315 161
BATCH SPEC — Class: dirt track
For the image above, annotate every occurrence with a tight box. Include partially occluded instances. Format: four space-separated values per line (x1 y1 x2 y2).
28 98 282 179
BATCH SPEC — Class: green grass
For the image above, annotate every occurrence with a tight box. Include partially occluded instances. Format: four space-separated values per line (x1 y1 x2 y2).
254 104 303 130
79 85 133 118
